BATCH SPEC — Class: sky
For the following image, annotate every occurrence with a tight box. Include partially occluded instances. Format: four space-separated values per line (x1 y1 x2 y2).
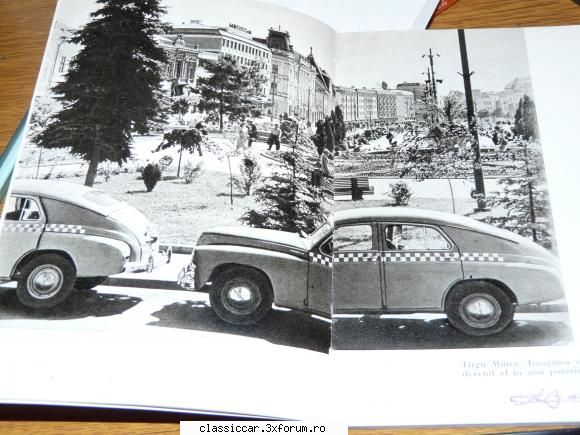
52 1 529 93
336 28 531 94
54 0 338 76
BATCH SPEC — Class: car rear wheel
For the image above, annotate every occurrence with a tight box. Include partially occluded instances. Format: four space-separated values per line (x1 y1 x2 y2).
445 282 514 336
210 267 273 325
75 276 107 290
16 254 76 309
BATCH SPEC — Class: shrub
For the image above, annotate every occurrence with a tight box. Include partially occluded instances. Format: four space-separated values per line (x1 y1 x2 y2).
159 155 174 172
99 162 122 181
233 155 262 196
42 168 54 180
183 161 204 184
389 181 412 206
142 163 162 192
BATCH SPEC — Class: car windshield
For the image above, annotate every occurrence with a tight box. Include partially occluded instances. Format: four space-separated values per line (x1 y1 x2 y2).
308 221 332 247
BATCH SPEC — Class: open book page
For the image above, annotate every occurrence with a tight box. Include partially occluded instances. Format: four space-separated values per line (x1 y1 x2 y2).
328 26 580 425
0 0 339 418
0 0 579 425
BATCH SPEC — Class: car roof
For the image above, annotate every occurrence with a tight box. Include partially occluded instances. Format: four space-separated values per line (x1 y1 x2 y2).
333 207 523 243
10 179 127 217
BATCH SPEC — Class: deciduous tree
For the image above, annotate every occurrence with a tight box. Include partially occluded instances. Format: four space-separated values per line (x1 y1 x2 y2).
197 56 266 131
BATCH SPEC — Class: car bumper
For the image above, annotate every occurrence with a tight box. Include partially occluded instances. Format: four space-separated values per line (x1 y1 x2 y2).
124 260 148 273
177 264 195 290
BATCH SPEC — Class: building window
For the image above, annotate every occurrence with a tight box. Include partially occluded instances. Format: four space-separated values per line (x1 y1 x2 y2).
58 56 67 73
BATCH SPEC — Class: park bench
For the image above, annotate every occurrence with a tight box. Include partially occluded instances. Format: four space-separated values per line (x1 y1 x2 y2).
334 177 374 200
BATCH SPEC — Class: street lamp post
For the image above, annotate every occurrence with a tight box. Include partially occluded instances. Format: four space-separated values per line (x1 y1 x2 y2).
458 29 487 211
422 48 440 120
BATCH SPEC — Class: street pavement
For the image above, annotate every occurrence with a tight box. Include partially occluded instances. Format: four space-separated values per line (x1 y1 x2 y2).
0 275 571 352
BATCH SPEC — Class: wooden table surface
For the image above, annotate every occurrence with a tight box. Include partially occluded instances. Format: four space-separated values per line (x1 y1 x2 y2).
1 0 580 433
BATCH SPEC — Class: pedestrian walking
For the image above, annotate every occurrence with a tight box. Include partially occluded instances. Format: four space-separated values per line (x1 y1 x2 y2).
248 122 258 147
268 123 281 151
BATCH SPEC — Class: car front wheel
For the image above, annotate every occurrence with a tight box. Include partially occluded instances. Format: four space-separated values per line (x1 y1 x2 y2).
16 254 76 309
210 267 273 325
445 282 514 336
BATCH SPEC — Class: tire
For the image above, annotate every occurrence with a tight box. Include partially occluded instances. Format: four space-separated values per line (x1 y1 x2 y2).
16 254 76 309
445 281 514 336
75 276 108 290
209 267 273 325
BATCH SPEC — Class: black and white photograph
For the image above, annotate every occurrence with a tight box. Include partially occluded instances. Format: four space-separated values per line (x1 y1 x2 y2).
0 0 336 354
2 0 580 426
0 1 574 359
330 28 571 350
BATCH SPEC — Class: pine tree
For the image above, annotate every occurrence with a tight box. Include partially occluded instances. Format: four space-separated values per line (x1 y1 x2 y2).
241 129 330 234
233 154 262 196
334 105 346 145
483 141 555 250
197 55 266 131
440 95 463 126
514 95 539 141
35 0 169 187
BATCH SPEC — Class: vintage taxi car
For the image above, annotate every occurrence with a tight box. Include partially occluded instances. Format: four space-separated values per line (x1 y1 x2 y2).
0 180 163 309
178 207 565 336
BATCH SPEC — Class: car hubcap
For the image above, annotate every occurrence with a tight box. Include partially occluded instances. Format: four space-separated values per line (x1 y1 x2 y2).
27 265 63 299
459 293 501 329
222 281 261 315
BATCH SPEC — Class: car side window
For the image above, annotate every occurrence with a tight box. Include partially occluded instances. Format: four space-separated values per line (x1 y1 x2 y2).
319 238 333 256
4 196 42 222
385 224 451 251
334 225 373 252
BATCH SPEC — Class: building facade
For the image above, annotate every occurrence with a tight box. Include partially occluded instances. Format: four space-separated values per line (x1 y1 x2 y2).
37 21 78 97
159 35 199 96
397 82 427 122
451 77 534 118
257 29 318 121
335 87 415 125
169 21 272 96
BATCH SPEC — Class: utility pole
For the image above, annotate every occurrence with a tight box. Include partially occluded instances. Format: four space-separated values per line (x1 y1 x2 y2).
458 29 487 211
423 68 435 126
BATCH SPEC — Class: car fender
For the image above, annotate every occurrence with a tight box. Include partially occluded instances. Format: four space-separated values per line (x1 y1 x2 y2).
37 232 127 277
195 244 309 311
461 260 564 305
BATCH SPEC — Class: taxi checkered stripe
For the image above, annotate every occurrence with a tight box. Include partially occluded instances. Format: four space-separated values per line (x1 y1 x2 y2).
1 222 44 233
333 252 377 263
381 252 459 262
309 252 333 268
330 251 505 263
45 224 86 234
461 252 504 262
